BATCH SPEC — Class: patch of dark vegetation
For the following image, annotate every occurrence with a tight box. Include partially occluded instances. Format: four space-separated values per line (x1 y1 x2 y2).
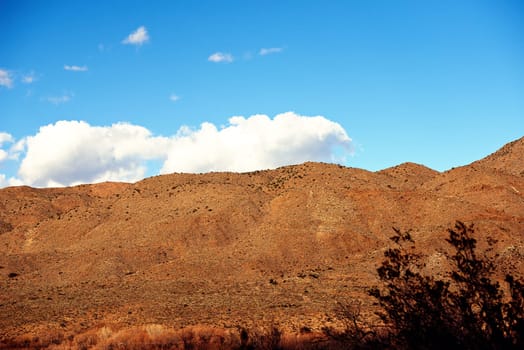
327 221 524 349
0 220 13 235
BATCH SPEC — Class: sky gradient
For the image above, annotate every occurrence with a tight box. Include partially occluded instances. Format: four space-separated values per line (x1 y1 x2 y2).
1 0 523 187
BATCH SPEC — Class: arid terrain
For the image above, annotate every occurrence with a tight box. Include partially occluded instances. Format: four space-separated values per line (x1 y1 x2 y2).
1 137 523 348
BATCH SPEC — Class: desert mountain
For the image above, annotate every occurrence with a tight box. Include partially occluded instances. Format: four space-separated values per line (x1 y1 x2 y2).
1 137 523 345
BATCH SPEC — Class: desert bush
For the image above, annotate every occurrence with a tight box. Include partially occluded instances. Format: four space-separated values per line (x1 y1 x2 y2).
235 324 282 350
368 221 524 349
1 331 65 350
87 324 240 350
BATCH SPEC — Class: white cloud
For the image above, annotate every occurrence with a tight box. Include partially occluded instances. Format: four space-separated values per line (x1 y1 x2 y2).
0 132 14 163
8 112 352 188
44 93 73 105
169 94 180 102
122 26 150 46
0 174 23 188
0 174 7 187
0 132 14 145
0 69 13 88
161 112 352 173
0 134 25 188
22 72 37 83
208 52 234 63
0 150 8 163
8 139 26 161
259 47 283 56
64 65 88 72
17 120 170 187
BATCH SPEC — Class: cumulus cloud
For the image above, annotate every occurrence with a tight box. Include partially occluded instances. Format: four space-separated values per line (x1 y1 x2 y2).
8 139 26 161
259 47 283 56
0 132 14 145
0 69 13 88
8 112 352 188
161 112 352 173
122 26 149 46
17 120 171 187
0 149 8 163
0 134 25 188
0 174 8 188
0 132 14 163
0 174 23 188
64 65 88 72
208 52 234 63
169 94 180 102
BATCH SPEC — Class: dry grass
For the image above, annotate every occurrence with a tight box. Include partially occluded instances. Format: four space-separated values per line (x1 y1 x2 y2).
0 323 342 350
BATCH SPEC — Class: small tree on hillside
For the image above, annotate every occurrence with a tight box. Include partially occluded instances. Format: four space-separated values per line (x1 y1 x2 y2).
369 221 524 349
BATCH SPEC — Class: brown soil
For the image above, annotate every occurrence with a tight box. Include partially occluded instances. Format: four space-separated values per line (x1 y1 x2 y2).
1 137 523 348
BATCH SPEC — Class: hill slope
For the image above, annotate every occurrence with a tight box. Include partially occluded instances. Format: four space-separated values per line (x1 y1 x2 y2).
1 137 523 344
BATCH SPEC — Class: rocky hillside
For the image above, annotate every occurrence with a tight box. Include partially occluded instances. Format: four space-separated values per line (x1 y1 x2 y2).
1 137 523 346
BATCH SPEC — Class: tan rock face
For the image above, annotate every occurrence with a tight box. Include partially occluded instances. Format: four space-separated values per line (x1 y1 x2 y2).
1 137 523 340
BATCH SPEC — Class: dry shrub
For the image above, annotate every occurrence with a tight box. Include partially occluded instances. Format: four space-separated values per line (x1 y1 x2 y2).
144 324 166 338
3 330 65 350
177 325 239 350
97 326 113 341
97 327 150 349
279 331 330 350
235 324 283 350
74 329 99 350
1 324 344 350
72 324 240 350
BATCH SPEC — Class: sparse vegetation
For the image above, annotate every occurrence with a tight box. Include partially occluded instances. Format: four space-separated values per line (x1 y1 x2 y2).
1 139 524 349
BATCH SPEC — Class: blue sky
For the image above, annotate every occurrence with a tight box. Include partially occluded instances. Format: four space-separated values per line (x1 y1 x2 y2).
1 0 523 187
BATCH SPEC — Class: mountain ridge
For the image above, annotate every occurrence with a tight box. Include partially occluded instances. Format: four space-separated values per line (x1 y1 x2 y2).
1 136 523 344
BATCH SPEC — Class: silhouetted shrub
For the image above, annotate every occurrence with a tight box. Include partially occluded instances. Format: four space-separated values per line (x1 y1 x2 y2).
369 221 524 349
